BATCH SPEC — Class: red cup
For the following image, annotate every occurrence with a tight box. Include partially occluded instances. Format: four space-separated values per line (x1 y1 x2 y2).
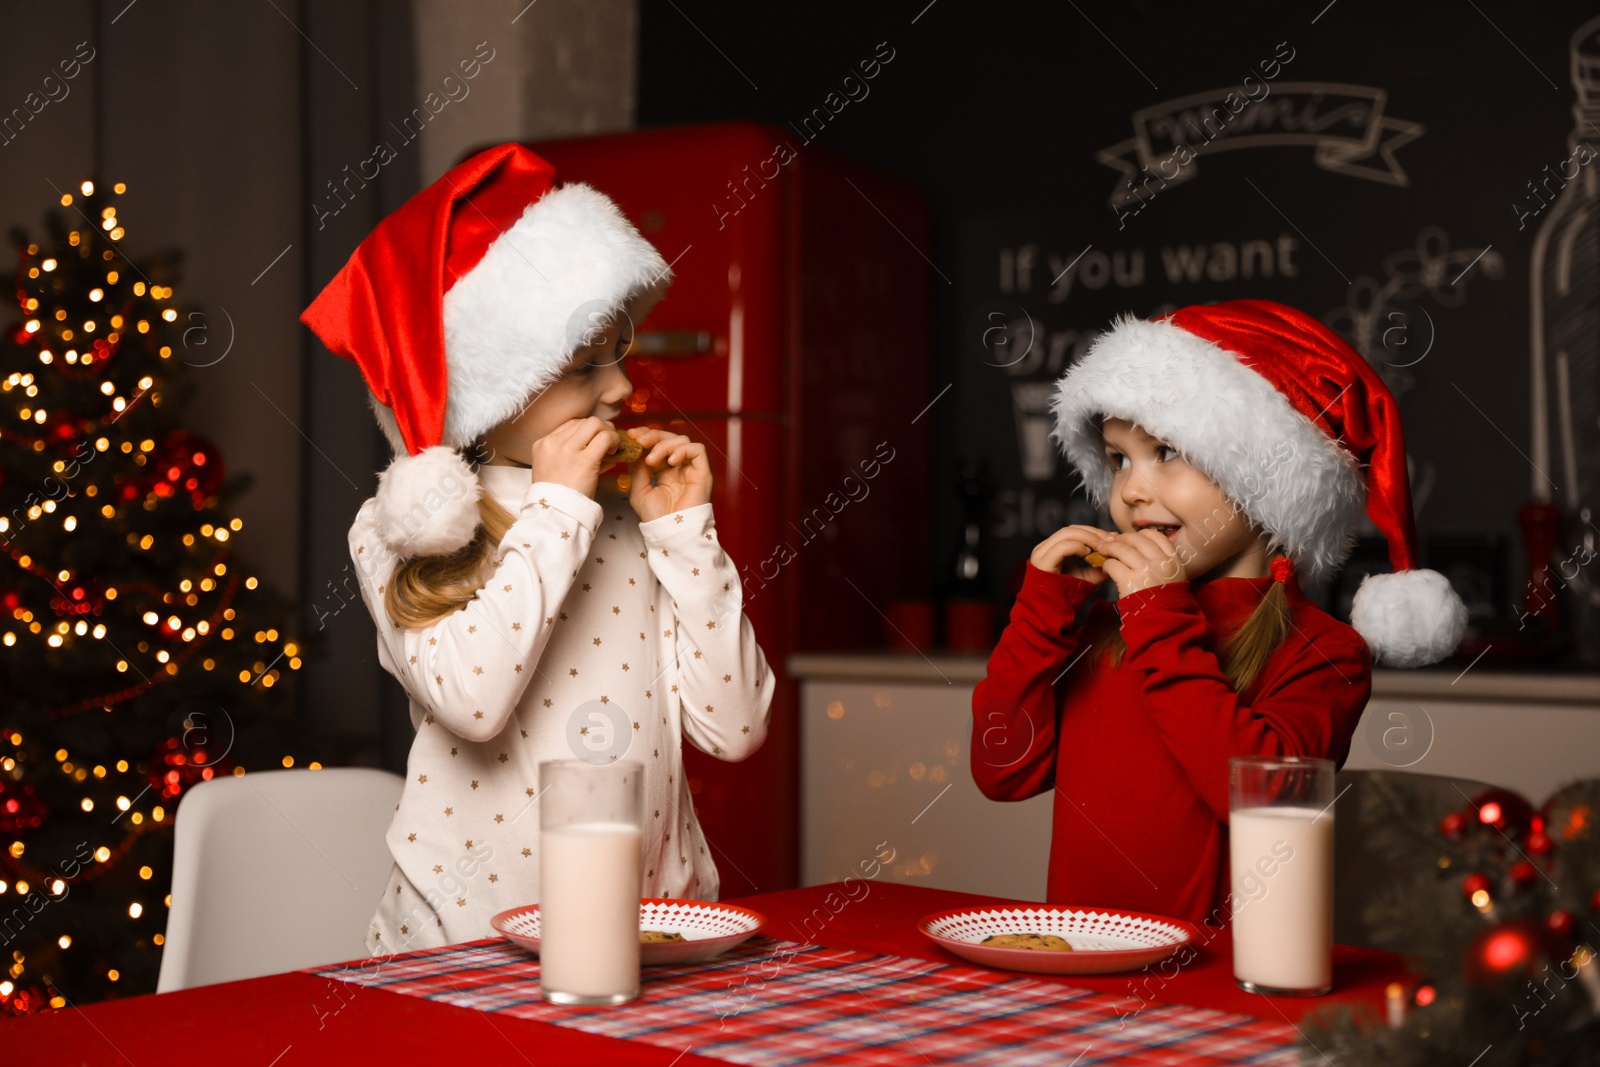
945 600 995 654
884 599 936 652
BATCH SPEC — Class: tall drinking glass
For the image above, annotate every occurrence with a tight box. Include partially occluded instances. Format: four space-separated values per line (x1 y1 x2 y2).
538 759 644 1006
1229 755 1335 996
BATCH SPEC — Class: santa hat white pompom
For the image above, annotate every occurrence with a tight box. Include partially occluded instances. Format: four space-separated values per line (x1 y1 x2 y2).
1350 568 1469 669
372 446 481 559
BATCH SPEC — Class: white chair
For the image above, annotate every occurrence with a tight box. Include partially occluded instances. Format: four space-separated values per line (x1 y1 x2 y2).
156 767 403 992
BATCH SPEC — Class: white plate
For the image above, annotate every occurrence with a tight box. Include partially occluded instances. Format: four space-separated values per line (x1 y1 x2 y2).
919 905 1195 975
492 898 767 966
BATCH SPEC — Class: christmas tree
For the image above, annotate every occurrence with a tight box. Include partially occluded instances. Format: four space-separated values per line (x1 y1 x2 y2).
1301 773 1600 1065
0 180 315 1014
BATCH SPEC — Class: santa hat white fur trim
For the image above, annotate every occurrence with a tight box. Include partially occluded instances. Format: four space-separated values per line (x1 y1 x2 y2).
371 181 669 560
438 181 669 450
371 446 482 559
1350 568 1468 668
1051 313 1367 583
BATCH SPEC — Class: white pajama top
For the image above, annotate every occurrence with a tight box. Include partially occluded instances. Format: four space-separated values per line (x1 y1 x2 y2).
347 463 775 954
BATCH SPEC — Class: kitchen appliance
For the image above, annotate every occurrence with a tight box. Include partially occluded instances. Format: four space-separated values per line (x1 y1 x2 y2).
524 122 932 893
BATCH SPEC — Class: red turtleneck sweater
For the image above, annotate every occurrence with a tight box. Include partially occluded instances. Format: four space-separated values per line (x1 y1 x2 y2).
971 562 1372 928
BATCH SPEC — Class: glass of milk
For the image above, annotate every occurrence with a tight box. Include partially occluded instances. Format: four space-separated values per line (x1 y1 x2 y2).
538 759 644 1006
1228 755 1335 996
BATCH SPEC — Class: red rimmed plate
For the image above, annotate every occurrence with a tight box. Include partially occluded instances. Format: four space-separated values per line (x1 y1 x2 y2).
918 905 1195 974
492 898 766 966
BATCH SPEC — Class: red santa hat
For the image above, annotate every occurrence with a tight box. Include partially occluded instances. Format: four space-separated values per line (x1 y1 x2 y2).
1051 298 1468 668
301 142 670 559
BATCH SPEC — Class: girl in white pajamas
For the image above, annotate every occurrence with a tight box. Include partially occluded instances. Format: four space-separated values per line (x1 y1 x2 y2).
299 144 775 955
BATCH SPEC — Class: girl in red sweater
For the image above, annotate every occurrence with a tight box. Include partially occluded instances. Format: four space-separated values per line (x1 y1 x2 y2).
971 299 1468 928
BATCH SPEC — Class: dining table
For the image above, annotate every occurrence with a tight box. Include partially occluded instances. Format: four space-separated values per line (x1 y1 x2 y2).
3 880 1411 1065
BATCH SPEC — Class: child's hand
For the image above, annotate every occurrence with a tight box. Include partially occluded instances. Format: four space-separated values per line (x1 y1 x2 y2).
530 417 615 499
626 427 713 523
1030 525 1115 585
1095 529 1188 597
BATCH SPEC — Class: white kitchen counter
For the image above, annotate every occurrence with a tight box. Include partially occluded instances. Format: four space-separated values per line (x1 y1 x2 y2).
789 652 1600 902
789 653 1600 704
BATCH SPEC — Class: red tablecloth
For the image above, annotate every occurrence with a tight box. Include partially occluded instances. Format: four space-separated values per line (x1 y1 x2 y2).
0 881 1408 1065
754 882 1407 1024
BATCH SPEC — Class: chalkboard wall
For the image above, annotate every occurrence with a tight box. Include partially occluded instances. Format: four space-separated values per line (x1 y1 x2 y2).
639 0 1600 655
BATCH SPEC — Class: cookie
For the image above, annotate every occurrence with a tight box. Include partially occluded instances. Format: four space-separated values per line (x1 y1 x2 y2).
640 930 686 944
981 932 1074 951
603 430 645 466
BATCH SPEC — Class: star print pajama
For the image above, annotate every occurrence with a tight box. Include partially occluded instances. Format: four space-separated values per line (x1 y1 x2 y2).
347 473 775 953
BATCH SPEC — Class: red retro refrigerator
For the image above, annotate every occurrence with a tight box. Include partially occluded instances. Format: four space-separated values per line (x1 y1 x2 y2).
521 122 931 894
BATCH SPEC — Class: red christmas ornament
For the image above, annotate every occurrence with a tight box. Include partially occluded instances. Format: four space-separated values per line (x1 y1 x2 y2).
48 579 108 620
0 981 50 1017
149 430 225 509
0 780 47 833
1439 811 1470 841
1509 860 1539 889
1540 792 1593 844
146 734 233 801
1461 872 1492 900
1547 910 1576 940
45 411 83 443
1464 921 1554 987
1525 830 1553 856
1469 788 1534 835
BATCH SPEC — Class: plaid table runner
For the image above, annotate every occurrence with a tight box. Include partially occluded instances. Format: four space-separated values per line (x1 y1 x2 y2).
304 937 1303 1065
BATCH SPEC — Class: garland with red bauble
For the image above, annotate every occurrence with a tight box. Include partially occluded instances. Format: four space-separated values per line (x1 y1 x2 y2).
147 732 233 801
124 429 225 510
1301 775 1600 1065
0 779 47 834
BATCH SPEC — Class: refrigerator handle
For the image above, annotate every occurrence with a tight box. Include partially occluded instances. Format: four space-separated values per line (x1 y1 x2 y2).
633 329 716 357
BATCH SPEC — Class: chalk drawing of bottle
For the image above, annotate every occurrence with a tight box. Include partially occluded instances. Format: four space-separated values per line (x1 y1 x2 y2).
1009 381 1060 482
1529 14 1600 660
